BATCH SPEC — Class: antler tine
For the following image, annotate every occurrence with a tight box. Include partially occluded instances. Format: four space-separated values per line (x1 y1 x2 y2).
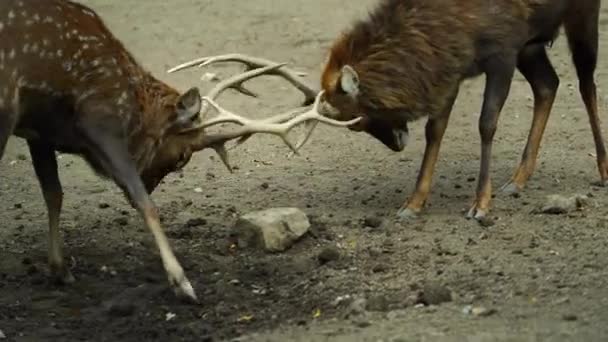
168 53 318 103
200 91 362 155
205 63 288 103
178 63 288 134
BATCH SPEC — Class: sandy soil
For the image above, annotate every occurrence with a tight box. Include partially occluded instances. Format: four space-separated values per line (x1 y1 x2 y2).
2 0 608 341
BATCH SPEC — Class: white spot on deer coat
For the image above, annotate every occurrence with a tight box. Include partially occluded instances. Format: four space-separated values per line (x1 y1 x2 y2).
117 91 128 105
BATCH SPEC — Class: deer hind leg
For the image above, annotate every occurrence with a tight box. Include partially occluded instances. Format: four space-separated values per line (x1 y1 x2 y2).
564 2 607 185
27 140 74 284
501 45 559 195
80 119 198 303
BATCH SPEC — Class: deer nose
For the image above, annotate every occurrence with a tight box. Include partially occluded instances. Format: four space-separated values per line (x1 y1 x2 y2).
392 127 409 151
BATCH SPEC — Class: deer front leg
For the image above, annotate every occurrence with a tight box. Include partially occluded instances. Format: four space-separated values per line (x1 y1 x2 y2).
467 59 516 220
396 92 457 220
81 121 198 303
27 140 74 284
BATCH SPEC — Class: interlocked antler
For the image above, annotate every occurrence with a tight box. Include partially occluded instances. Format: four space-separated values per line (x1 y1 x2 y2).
168 54 355 170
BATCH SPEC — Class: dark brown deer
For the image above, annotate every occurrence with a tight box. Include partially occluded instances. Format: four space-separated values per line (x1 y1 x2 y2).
295 0 603 220
0 0 360 303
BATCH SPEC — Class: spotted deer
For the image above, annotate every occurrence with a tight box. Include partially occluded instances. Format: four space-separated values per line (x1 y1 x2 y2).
289 0 604 221
0 0 360 302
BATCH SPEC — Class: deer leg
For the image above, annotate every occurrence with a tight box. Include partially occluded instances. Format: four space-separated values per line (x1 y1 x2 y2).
397 91 457 220
501 45 559 195
467 58 516 220
564 9 607 185
27 140 74 284
81 123 198 303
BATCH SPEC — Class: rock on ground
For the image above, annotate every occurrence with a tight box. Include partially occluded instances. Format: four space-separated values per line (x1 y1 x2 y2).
540 194 589 214
233 207 311 252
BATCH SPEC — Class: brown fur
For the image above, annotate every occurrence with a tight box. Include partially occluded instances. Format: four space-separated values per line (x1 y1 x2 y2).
0 0 206 299
0 0 199 191
321 0 540 123
319 0 604 219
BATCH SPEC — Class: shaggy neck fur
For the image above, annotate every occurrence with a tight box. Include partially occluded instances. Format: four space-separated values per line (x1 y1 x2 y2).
322 0 506 121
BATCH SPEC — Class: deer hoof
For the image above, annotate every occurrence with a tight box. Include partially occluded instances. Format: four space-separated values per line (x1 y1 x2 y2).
396 207 420 221
171 275 199 304
591 179 608 187
465 207 487 220
50 265 75 285
499 182 522 196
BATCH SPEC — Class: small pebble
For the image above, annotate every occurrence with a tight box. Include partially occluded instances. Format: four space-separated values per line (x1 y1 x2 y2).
99 202 110 209
416 282 452 306
562 313 578 321
363 216 383 228
352 317 372 328
0 328 6 339
114 217 128 226
472 306 496 317
477 217 495 227
372 263 388 273
107 302 136 317
260 182 270 190
318 246 341 265
185 218 207 227
366 294 390 312
347 298 368 317
201 72 219 82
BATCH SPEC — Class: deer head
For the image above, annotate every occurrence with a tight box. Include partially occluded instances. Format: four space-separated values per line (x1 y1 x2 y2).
144 56 363 191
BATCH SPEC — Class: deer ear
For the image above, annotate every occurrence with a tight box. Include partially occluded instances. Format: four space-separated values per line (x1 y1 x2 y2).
174 87 202 128
339 65 360 97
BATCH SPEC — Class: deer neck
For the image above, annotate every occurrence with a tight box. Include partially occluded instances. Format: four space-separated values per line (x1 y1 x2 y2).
125 70 180 173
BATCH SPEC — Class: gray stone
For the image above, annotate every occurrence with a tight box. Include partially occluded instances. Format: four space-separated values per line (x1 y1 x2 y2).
234 207 311 252
540 194 589 214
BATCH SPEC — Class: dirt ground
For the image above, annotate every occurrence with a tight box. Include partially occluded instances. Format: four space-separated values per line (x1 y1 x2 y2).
2 0 608 341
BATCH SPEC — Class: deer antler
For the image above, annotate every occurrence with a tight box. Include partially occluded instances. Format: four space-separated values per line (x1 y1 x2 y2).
169 54 356 170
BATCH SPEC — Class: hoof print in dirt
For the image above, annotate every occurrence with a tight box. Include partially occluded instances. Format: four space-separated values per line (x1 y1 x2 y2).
233 207 311 252
415 282 452 306
537 194 590 215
